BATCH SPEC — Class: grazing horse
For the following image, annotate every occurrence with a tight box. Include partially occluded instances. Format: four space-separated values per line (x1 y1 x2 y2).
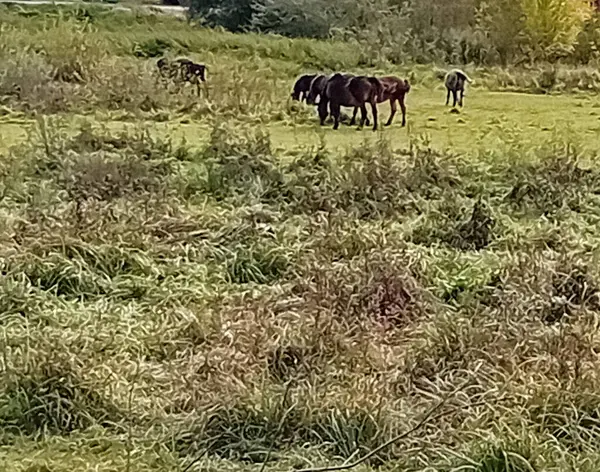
309 73 370 126
306 74 329 105
291 74 317 102
378 77 411 127
155 57 207 96
156 57 180 84
445 69 472 107
319 74 383 131
174 58 207 96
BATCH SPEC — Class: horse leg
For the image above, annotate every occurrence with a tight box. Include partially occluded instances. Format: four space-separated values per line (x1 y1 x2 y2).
446 88 450 106
318 98 329 126
350 107 358 126
370 101 378 131
386 99 397 126
400 96 407 127
460 88 464 107
358 104 368 129
452 90 458 107
331 102 341 130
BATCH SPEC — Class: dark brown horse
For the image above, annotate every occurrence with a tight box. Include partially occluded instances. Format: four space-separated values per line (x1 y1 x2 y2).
156 57 179 85
291 74 317 102
309 73 370 126
378 76 411 127
174 58 207 96
319 74 383 131
156 57 207 96
445 69 472 107
306 74 329 105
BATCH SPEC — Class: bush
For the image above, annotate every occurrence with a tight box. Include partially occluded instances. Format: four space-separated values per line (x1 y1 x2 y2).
251 0 334 39
188 0 255 31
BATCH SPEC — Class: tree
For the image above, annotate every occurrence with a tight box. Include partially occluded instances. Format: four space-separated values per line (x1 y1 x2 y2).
188 0 255 32
521 0 592 53
251 0 333 38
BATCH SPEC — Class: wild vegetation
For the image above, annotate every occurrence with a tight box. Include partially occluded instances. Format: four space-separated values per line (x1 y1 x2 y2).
3 3 600 472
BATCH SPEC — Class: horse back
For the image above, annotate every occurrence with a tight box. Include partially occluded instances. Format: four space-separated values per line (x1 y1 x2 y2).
295 74 317 93
325 74 358 106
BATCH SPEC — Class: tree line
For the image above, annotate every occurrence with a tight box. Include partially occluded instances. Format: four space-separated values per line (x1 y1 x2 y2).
188 0 600 66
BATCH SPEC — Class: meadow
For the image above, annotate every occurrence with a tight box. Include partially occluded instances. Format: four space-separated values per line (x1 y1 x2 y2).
3 4 600 472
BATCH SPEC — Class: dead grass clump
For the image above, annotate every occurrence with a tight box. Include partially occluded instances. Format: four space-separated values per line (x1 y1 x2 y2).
267 345 314 381
281 139 465 219
182 398 389 462
543 257 600 324
403 141 464 199
201 121 285 202
0 276 36 318
3 254 105 300
223 241 292 285
505 145 600 215
61 153 173 203
404 314 491 386
299 251 431 330
282 146 339 213
65 122 192 162
451 446 536 472
0 363 121 436
336 138 411 218
529 388 600 453
411 198 496 251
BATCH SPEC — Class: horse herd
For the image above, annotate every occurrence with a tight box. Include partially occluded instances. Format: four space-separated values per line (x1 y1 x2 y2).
292 69 473 131
292 73 410 131
154 57 473 131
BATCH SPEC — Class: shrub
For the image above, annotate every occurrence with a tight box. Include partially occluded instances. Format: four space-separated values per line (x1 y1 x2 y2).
188 0 255 32
251 0 334 39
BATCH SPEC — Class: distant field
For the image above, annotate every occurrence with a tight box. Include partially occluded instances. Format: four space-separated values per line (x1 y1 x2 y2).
3 5 600 472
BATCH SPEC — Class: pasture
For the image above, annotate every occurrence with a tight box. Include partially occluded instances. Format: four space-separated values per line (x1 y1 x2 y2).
3 4 600 472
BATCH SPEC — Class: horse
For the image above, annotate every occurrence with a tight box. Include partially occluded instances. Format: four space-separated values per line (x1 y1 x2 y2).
309 74 370 126
291 74 317 102
445 69 472 108
306 74 329 105
174 58 207 96
378 76 411 127
156 57 180 85
319 74 383 131
155 57 207 96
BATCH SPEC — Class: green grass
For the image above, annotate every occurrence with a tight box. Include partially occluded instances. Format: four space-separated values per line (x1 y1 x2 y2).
4 89 600 156
4 5 600 472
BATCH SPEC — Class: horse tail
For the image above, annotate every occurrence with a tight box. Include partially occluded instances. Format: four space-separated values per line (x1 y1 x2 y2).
368 77 384 103
456 70 472 83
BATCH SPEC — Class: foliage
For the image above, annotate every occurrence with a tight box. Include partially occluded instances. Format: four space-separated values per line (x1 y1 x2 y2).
188 0 255 31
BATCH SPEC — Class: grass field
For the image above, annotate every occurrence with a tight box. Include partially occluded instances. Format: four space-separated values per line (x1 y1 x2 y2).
4 5 600 472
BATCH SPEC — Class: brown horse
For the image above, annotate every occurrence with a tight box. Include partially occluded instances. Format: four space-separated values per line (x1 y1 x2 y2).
156 57 179 85
174 58 207 96
378 76 411 127
309 73 370 126
291 74 317 102
319 74 383 131
306 74 329 105
156 57 207 96
445 69 472 107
